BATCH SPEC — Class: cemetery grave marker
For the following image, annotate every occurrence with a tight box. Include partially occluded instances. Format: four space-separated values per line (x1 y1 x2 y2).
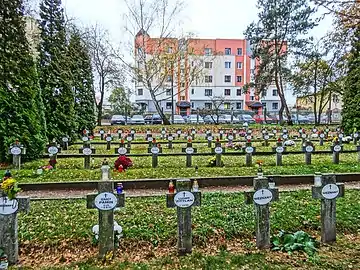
130 129 135 140
312 173 344 243
100 129 105 140
331 139 342 164
86 161 125 258
0 175 30 265
319 132 325 146
182 140 197 167
115 140 130 156
161 128 166 140
207 133 213 148
79 141 96 169
245 140 255 167
212 139 225 167
272 138 285 166
244 176 279 249
148 140 162 168
177 129 182 139
167 134 174 149
9 141 25 170
303 140 314 165
166 179 201 255
126 134 132 149
46 140 61 168
191 129 196 140
61 136 70 150
106 134 113 150
353 132 359 145
219 129 224 140
117 129 123 140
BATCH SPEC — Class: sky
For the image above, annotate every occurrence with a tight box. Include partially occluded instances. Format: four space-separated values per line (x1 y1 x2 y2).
61 0 334 105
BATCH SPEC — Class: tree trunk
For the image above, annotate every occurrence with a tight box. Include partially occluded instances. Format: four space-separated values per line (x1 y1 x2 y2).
149 87 171 125
275 77 292 125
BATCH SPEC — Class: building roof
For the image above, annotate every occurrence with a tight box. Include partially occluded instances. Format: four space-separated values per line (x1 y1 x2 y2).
136 29 149 37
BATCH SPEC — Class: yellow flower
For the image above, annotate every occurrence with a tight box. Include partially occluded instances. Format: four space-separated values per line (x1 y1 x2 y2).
1 178 15 191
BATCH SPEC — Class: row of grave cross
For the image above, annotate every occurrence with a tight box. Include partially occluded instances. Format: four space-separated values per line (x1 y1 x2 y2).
0 171 345 265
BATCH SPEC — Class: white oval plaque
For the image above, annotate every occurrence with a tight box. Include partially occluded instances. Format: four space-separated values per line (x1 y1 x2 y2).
117 130 123 134
127 136 132 142
305 145 314 153
147 137 153 142
192 130 196 134
313 129 317 133
354 133 359 138
82 136 89 142
0 197 19 215
246 135 252 140
168 136 174 141
276 146 284 153
333 145 342 152
321 184 340 200
83 148 92 155
131 130 135 134
100 130 105 134
118 147 127 155
146 131 151 135
185 147 194 154
94 192 118 211
228 135 234 140
151 147 159 154
220 130 224 134
10 147 21 155
48 146 58 155
339 133 344 138
106 136 112 142
161 130 166 134
253 189 273 205
264 135 269 140
62 137 69 142
177 130 182 135
208 136 213 141
301 134 307 139
174 191 195 208
282 134 288 139
215 147 223 154
320 133 325 138
245 147 254 154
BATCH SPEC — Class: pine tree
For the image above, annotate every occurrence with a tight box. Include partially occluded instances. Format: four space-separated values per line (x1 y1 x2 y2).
67 30 96 134
0 0 47 161
341 26 360 133
38 0 75 140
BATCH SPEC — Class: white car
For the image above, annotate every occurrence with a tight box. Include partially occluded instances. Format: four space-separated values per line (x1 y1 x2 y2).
186 114 204 124
130 115 145 125
172 115 185 124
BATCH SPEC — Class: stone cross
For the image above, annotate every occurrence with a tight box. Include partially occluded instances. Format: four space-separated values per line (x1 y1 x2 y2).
126 134 132 149
148 140 162 168
182 140 197 167
61 136 70 150
206 133 213 148
272 138 285 166
117 129 123 140
166 179 201 255
130 129 136 140
167 134 174 149
161 128 167 140
353 131 359 145
105 134 113 150
312 173 344 243
177 129 182 139
86 180 125 259
331 139 342 164
115 140 131 156
191 129 196 140
0 191 30 265
46 140 61 168
9 141 26 170
99 129 105 140
219 129 224 140
244 140 255 167
212 139 224 167
319 132 325 146
262 131 270 146
227 132 234 145
79 141 96 169
244 176 279 249
303 140 314 165
146 133 154 148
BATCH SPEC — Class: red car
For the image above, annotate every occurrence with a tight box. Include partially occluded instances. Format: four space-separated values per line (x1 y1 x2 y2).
253 115 277 124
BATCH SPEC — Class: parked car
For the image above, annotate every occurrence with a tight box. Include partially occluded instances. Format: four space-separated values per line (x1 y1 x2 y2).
110 115 125 125
203 115 218 124
172 114 185 124
253 114 277 124
144 114 162 124
218 114 240 124
239 114 255 124
186 114 204 124
130 115 145 125
291 115 310 124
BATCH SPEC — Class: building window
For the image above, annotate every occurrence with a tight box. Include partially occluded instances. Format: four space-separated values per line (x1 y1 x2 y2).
180 68 185 74
204 48 212 55
181 82 185 87
236 102 242 109
272 102 279 110
205 76 213 83
272 89 278 96
167 75 172 82
237 62 243 69
137 88 143 95
225 61 231 68
262 90 267 97
224 103 231 109
191 88 194 95
205 62 213 68
237 48 243 56
166 89 171 96
181 96 185 101
236 76 242 82
225 48 231 55
205 89 213 96
166 102 172 109
224 75 231 83
224 89 231 96
191 102 194 108
236 89 242 96
250 96 255 101
205 103 212 109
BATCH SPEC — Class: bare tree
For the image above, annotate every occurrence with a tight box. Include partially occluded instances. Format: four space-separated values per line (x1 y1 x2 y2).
83 25 124 125
120 0 211 125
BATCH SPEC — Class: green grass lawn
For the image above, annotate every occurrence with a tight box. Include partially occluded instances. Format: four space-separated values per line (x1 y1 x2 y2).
15 190 360 269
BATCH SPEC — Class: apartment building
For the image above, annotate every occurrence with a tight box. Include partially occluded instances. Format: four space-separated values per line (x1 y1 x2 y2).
134 30 281 116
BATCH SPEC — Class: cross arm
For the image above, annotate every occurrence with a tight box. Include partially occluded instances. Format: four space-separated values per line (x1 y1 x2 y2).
166 192 201 208
181 148 198 153
312 183 345 200
86 193 125 209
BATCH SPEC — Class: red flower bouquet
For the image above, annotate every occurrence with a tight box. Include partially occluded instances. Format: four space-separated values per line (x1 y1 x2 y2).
114 156 133 172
